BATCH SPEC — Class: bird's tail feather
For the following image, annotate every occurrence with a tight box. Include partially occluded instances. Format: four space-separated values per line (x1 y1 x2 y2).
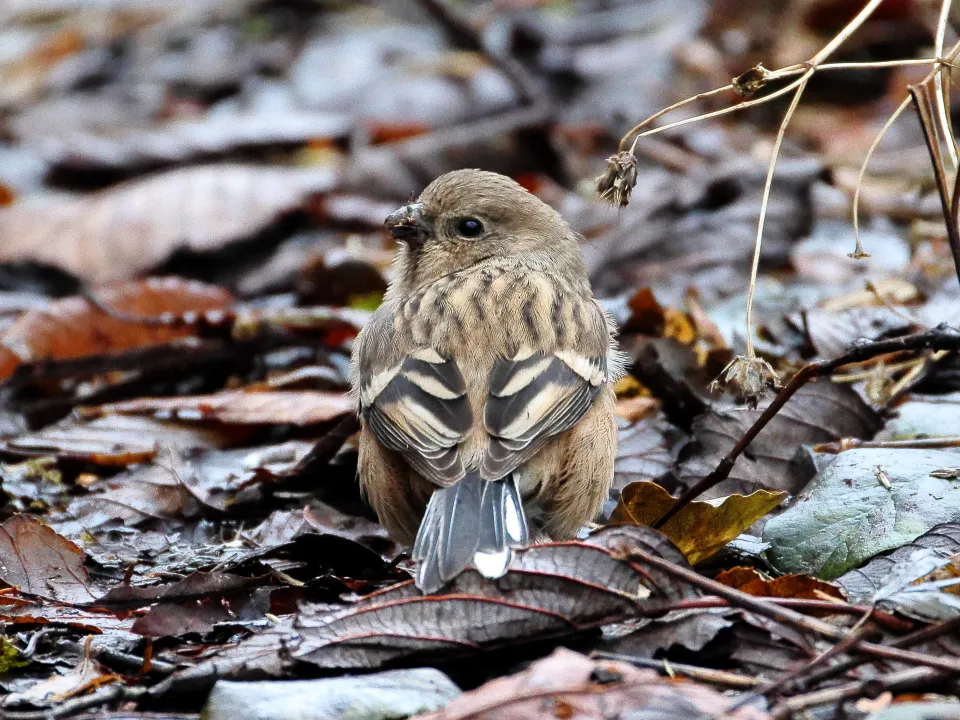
413 473 528 593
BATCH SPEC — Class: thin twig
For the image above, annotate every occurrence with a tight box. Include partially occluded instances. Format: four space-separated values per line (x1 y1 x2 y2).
771 666 940 718
912 81 960 288
744 77 808 357
934 0 957 171
623 544 960 675
654 327 960 527
815 435 960 452
590 651 761 689
0 684 143 720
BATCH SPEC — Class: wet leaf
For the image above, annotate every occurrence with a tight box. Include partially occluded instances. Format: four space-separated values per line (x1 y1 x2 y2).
0 277 232 380
0 514 98 603
85 390 353 426
764 449 960 579
40 112 351 172
715 566 845 600
204 669 460 720
679 381 882 497
5 643 117 707
3 415 243 466
0 165 337 284
612 413 682 492
415 648 769 720
612 481 785 564
837 524 960 600
286 527 696 669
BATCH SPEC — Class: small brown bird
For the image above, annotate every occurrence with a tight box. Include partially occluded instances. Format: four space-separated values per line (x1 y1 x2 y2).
350 169 624 593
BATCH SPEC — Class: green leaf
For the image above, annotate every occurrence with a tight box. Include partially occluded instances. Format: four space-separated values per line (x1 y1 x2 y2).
764 448 960 579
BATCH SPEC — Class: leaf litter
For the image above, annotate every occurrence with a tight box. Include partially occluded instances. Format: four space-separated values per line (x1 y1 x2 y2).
0 0 958 718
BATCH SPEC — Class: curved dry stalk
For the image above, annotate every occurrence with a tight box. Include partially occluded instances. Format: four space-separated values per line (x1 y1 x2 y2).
743 77 809 358
851 40 960 258
619 85 735 152
934 0 957 170
850 95 913 258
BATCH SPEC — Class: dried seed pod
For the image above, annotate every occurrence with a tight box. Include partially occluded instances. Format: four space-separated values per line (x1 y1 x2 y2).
733 64 772 99
596 151 639 207
710 354 781 408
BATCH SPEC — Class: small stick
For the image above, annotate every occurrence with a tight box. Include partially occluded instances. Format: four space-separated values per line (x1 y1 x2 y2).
591 651 761 689
653 328 960 528
622 544 960 675
771 666 940 718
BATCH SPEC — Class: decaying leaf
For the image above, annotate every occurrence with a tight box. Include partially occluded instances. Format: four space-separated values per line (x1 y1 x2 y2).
3 414 245 465
612 481 785 564
208 527 697 671
680 381 882 497
0 165 337 284
715 566 845 600
837 524 960 600
764 449 960 579
83 390 353 426
415 648 769 719
0 514 99 603
0 277 233 380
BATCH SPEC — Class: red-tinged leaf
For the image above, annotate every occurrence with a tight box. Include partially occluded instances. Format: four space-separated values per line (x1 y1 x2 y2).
291 526 696 669
40 112 351 171
715 566 845 601
0 515 98 603
0 277 233 381
84 390 354 426
2 414 244 466
414 648 769 720
5 642 118 707
0 165 336 284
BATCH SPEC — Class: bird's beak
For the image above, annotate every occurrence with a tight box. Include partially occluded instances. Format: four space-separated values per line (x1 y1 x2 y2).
385 202 429 249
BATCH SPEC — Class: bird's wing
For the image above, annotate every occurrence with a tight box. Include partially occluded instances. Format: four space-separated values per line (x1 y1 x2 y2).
482 346 610 480
358 345 472 486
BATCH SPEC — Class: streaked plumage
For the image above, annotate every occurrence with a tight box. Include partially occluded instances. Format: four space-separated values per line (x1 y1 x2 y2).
350 169 624 593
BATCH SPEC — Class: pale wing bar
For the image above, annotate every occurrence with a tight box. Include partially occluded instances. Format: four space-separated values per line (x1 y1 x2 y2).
482 351 607 480
361 351 472 486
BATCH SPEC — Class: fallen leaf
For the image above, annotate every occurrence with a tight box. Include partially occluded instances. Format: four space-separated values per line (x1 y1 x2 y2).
0 277 233 380
204 668 459 720
0 165 337 284
84 390 354 426
4 641 117 706
3 414 243 465
612 481 785 564
837 524 960 600
413 648 769 720
715 566 845 600
679 381 882 497
39 112 351 172
0 515 98 603
286 527 697 669
764 449 960 579
613 412 682 491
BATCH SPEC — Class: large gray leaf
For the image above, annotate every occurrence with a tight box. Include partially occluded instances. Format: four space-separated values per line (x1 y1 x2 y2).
679 381 882 498
764 449 960 579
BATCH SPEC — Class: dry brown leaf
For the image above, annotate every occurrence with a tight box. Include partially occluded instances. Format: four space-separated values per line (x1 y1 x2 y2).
0 514 99 603
715 566 845 601
84 389 354 426
414 648 769 720
0 277 233 380
0 165 337 283
3 414 245 465
611 481 785 564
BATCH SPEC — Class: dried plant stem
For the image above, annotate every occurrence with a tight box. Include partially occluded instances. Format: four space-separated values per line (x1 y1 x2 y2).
934 0 957 171
744 78 808 357
851 39 960 257
653 327 960 527
851 96 913 257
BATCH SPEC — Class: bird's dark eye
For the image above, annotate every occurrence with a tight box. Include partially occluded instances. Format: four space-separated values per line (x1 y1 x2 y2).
455 217 484 238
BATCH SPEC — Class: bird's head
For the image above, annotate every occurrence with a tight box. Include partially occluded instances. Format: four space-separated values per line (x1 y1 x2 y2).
385 169 584 289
